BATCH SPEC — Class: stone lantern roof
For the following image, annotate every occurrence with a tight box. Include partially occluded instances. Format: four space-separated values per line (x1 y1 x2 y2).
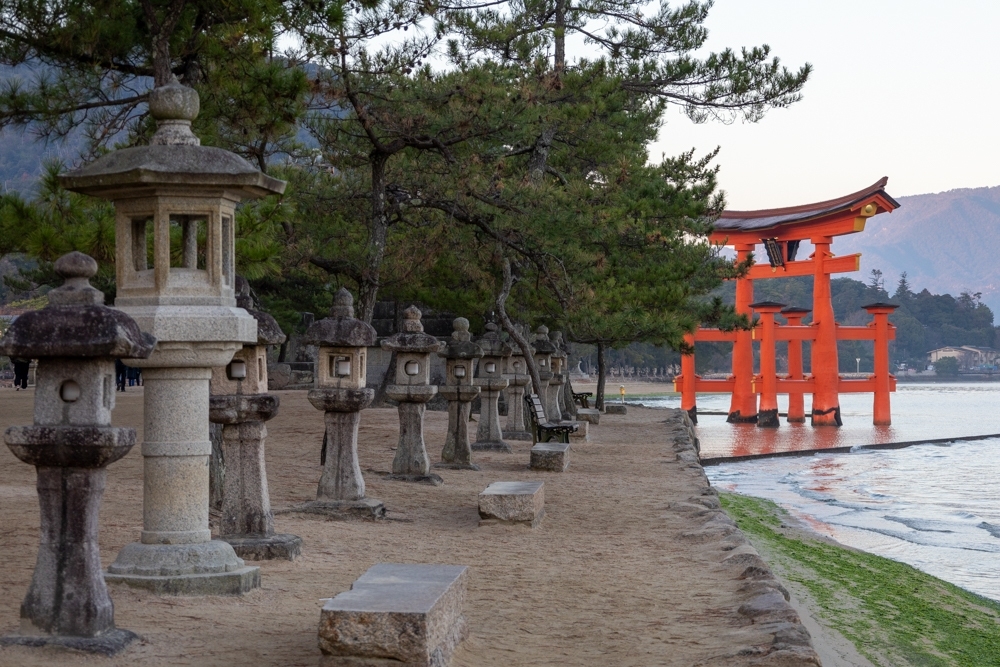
381 306 442 354
477 323 512 357
0 252 155 359
234 277 286 346
303 288 377 348
550 331 568 358
440 318 483 360
59 80 284 199
532 325 556 355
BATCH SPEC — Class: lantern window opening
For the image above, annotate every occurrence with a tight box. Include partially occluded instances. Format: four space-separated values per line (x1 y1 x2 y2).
131 217 154 272
169 215 208 270
333 355 352 378
404 360 420 376
258 356 264 379
454 364 466 378
222 216 233 286
227 359 247 380
485 361 497 374
60 380 81 403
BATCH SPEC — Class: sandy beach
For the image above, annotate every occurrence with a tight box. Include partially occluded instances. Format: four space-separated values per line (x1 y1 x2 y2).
0 387 823 666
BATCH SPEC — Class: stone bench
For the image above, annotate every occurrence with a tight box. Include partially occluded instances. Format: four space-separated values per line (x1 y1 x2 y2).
318 563 468 667
479 481 544 527
605 404 627 415
576 408 600 425
567 420 589 442
530 442 570 472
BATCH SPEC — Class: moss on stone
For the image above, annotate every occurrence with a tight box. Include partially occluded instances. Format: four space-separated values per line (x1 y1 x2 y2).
720 491 1000 667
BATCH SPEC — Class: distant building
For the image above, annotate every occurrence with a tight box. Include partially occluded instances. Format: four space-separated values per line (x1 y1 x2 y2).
928 346 1000 370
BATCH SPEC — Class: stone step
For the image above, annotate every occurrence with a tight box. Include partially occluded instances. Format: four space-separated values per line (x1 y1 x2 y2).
575 408 600 425
319 563 469 667
530 442 570 472
567 420 589 441
478 481 545 527
605 404 627 415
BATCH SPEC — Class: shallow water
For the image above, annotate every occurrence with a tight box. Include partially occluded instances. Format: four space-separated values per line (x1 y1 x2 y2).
643 383 1000 601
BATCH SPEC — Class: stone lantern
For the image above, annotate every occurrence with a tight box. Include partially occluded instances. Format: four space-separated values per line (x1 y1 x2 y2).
208 277 301 559
532 325 557 419
472 323 511 452
0 252 154 654
294 287 384 518
382 306 443 485
502 335 532 441
548 330 569 420
436 318 483 469
61 79 284 595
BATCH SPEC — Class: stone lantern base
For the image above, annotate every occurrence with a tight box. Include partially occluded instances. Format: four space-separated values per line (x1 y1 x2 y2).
105 542 260 595
1 628 140 657
282 497 387 521
385 384 443 485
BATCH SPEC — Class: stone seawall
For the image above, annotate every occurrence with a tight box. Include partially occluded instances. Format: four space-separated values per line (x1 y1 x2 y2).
663 409 822 666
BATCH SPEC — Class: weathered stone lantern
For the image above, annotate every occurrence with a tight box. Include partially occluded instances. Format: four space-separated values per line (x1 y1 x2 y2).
548 330 569 420
382 306 443 484
294 287 384 518
436 318 482 469
61 79 284 595
502 334 533 441
209 277 301 559
532 325 557 419
472 323 511 452
0 252 154 655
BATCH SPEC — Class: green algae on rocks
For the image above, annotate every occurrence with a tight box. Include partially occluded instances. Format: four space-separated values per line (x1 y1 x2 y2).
720 492 1000 667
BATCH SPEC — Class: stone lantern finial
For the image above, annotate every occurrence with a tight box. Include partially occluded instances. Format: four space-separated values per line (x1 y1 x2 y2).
148 76 201 147
535 325 549 341
403 305 424 332
48 251 102 306
452 317 471 342
330 288 355 318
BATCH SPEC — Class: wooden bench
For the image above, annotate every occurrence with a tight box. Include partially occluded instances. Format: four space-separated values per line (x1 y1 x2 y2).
572 391 594 409
524 393 577 444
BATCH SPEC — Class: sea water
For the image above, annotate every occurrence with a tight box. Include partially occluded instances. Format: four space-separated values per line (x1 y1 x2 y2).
639 383 1000 601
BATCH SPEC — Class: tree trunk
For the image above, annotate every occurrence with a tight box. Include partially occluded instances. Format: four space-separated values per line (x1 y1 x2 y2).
495 257 543 395
595 341 607 411
372 351 397 408
553 0 566 73
357 152 390 324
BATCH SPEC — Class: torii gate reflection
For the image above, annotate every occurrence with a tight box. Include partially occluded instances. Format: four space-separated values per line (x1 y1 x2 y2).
675 178 900 428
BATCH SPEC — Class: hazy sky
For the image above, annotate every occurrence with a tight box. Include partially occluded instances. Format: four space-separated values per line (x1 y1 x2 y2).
650 1 1000 210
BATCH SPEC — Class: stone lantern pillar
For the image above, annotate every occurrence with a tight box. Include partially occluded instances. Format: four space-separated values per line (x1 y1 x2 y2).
209 277 301 559
0 252 154 654
293 288 384 518
382 306 443 484
436 318 483 469
61 80 285 595
532 326 557 419
549 331 569 420
503 339 533 442
472 323 511 452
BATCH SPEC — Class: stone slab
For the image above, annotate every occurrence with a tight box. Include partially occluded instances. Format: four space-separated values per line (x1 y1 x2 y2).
0 628 139 657
478 481 544 527
104 566 260 595
530 443 570 472
283 498 387 521
469 440 513 453
576 408 600 425
567 420 589 441
605 404 627 415
221 533 302 561
319 563 469 667
385 473 444 486
432 462 481 471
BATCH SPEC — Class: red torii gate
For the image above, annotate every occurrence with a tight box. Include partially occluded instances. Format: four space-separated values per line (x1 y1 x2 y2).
675 178 901 427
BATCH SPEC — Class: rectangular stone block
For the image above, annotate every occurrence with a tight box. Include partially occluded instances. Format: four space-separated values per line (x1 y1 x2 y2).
575 408 600 425
567 420 589 442
478 481 544 527
605 404 627 415
319 563 468 667
530 442 569 472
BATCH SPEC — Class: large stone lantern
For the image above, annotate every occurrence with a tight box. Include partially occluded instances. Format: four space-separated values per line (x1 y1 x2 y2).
472 323 511 452
532 326 557 419
61 79 284 595
209 277 301 560
382 306 443 485
548 330 569 421
0 252 154 655
502 336 532 441
436 318 482 469
295 287 384 519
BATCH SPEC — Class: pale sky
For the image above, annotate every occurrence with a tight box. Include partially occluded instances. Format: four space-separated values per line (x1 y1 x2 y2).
650 1 1000 210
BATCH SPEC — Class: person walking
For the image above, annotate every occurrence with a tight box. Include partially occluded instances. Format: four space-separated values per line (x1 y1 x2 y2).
12 357 29 390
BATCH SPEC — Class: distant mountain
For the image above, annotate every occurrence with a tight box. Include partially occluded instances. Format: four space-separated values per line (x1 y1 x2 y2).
836 185 1000 313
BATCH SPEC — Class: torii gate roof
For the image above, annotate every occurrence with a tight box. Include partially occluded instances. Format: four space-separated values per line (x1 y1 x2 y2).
714 177 899 235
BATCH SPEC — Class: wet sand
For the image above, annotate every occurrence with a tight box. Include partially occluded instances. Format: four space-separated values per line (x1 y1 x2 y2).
1 387 817 666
